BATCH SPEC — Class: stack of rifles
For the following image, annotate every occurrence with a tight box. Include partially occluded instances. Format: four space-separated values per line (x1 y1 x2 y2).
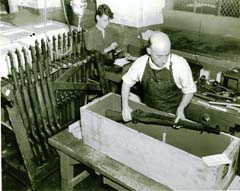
5 29 91 164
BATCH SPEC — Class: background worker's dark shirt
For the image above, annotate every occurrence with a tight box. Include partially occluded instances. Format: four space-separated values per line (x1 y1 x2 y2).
85 25 120 54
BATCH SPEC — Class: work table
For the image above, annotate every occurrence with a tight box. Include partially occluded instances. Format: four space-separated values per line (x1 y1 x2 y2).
48 129 170 191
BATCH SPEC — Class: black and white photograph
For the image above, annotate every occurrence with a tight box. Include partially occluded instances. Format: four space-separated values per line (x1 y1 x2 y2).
1 0 240 190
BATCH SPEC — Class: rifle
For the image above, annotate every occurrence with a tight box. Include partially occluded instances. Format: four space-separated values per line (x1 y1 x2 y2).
57 34 62 62
80 29 86 55
105 109 220 135
45 39 61 130
35 40 57 134
67 31 72 61
30 45 52 136
72 30 77 59
16 48 47 163
62 33 67 60
52 35 57 63
8 51 44 164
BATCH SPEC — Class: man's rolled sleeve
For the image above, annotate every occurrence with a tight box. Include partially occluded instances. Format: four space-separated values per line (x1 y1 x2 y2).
181 81 197 94
122 70 137 87
174 57 197 94
180 65 197 94
122 60 143 87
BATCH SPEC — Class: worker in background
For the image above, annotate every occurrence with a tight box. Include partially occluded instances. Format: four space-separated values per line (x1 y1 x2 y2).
121 32 196 123
84 4 120 58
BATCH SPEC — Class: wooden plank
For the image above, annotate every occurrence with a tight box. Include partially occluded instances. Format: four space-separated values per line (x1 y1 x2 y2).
70 170 89 188
103 177 129 191
59 152 89 191
80 93 240 190
48 129 170 191
55 67 80 82
60 152 74 191
51 81 101 92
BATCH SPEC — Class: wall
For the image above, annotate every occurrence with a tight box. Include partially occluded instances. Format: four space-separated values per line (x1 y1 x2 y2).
162 10 240 40
96 0 165 27
19 0 61 9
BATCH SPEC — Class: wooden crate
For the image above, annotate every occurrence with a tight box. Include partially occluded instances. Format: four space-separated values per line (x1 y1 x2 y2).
80 93 240 190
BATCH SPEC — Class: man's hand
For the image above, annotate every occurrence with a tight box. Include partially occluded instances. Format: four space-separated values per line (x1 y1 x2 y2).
122 105 133 122
174 93 193 123
105 42 118 53
121 82 132 122
175 106 186 123
109 42 118 51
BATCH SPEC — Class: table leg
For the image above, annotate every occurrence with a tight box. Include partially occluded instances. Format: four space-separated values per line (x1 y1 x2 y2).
60 152 74 191
59 152 90 191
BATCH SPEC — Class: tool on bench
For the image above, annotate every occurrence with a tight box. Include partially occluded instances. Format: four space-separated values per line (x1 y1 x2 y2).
208 101 240 108
203 92 236 101
196 73 238 104
105 109 220 135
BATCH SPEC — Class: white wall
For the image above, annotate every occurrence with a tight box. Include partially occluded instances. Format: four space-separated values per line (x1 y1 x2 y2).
96 0 165 27
19 0 61 9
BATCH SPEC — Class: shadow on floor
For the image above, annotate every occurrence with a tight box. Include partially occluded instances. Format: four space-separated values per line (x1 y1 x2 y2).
2 169 115 191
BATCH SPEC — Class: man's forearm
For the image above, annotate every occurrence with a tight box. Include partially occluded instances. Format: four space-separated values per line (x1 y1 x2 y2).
178 93 194 110
121 82 131 108
104 47 110 54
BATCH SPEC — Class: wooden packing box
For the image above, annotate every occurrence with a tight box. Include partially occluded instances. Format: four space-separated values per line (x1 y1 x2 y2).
80 93 240 190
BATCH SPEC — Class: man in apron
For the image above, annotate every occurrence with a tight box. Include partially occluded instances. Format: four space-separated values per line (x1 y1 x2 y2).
121 32 196 123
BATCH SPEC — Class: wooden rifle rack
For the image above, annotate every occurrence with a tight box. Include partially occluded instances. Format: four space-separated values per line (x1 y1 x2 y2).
1 30 107 190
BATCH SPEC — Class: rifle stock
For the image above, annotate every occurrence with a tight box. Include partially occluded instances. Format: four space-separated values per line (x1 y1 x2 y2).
105 109 220 135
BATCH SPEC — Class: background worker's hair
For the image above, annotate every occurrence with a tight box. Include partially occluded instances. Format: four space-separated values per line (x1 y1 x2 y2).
96 4 114 19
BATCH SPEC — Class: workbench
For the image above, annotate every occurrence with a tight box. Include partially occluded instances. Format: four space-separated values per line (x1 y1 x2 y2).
48 129 170 191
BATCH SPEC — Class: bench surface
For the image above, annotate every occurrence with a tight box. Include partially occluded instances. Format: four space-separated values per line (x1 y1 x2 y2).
48 129 170 191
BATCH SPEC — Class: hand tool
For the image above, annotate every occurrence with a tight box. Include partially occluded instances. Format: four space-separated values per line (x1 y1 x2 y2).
203 92 236 101
209 101 240 108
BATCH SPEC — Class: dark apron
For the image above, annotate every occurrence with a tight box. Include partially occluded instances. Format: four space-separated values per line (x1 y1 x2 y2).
141 56 182 113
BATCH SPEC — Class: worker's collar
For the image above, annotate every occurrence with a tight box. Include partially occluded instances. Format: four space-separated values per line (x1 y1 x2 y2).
96 24 105 38
148 54 171 70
